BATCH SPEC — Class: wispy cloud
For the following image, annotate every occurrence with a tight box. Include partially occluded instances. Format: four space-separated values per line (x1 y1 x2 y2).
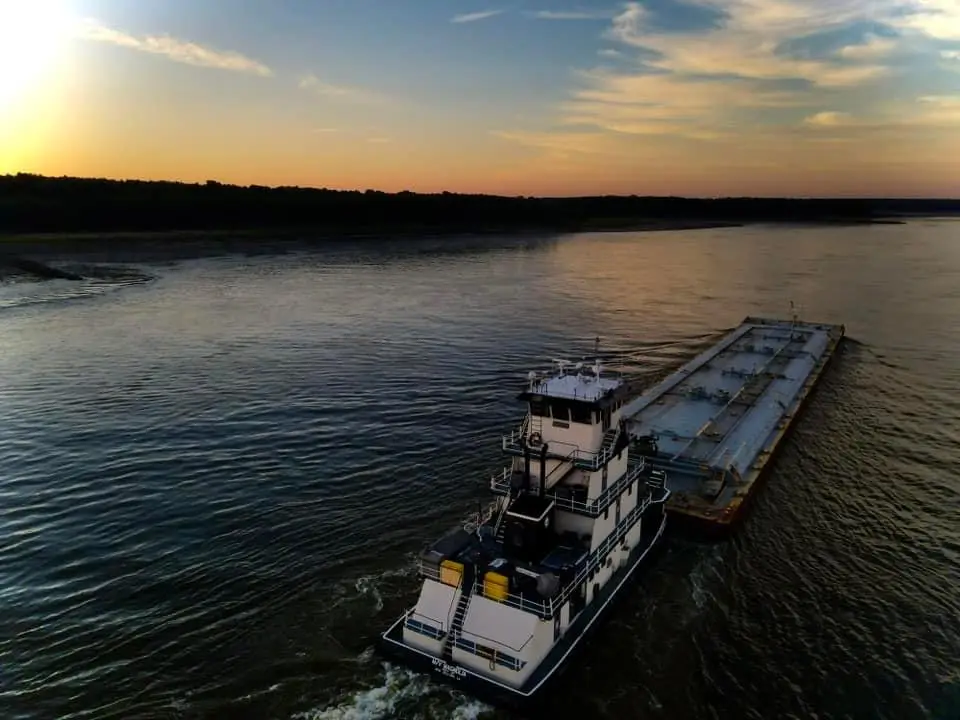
299 74 386 104
495 0 960 186
896 0 960 40
836 35 899 60
491 130 621 157
604 1 891 87
313 127 339 133
919 95 960 108
451 10 503 24
529 10 613 20
366 137 391 143
559 68 813 141
803 111 856 127
541 0 960 138
77 19 272 76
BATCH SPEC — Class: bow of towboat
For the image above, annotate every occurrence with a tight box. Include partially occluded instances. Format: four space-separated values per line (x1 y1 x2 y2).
378 358 670 709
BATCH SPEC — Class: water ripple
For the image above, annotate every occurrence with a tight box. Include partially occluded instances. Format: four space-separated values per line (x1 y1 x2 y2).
1 225 958 720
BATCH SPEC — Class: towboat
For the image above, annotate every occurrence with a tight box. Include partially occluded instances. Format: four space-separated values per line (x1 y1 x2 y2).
378 358 670 710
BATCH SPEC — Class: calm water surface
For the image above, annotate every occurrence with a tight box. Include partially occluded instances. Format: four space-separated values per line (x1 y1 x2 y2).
1 222 958 720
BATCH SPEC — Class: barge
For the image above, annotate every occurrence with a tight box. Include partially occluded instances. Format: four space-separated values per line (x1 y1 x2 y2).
379 359 670 710
623 315 844 533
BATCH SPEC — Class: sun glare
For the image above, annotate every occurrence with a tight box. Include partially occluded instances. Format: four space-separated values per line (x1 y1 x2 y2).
0 0 75 112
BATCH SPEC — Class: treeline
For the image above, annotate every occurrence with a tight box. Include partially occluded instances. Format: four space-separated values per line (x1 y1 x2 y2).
2 173 957 235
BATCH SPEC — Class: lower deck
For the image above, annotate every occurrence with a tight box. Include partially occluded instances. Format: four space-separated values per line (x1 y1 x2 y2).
379 508 668 710
622 316 844 528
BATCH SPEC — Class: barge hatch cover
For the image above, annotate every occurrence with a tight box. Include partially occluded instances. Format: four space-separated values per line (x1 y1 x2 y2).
621 316 844 530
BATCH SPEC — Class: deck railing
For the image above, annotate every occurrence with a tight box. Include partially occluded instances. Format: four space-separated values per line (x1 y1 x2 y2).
471 492 655 619
501 423 623 471
417 559 442 583
463 499 501 535
489 459 647 517
453 636 527 671
404 611 447 640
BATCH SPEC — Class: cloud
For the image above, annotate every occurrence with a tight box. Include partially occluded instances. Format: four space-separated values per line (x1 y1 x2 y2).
299 74 385 104
526 0 960 142
77 19 272 76
916 95 960 124
605 2 892 87
803 111 855 126
366 137 391 143
491 130 624 158
894 0 960 40
313 127 339 133
451 10 503 23
494 0 960 189
919 95 960 107
530 10 613 20
563 68 813 139
836 34 899 60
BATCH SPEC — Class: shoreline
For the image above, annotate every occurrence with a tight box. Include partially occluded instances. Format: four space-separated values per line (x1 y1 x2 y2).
1 220 741 264
0 215 919 281
0 215 910 253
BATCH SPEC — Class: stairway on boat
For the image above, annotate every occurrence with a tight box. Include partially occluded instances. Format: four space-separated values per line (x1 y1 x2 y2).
443 566 475 662
599 426 619 457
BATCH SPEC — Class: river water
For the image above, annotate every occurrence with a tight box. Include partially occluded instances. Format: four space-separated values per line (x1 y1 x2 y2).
0 221 958 720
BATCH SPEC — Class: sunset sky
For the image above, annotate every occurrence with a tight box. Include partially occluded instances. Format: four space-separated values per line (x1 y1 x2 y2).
1 0 958 197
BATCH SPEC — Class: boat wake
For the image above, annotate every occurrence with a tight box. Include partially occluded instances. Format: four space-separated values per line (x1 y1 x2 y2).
0 261 154 310
350 557 421 613
293 662 493 720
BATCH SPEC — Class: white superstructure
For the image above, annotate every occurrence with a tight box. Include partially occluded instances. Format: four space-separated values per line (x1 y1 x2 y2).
380 357 670 705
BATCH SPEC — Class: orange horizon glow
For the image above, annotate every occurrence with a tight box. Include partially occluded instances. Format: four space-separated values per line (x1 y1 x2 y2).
1 0 959 198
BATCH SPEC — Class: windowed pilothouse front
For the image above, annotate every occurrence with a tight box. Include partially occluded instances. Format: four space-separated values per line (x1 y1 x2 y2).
525 395 627 461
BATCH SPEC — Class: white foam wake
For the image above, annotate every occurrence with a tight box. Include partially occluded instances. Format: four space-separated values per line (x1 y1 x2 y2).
293 662 494 720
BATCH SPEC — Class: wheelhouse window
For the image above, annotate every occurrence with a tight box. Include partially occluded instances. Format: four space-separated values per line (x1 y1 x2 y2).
531 397 599 424
570 402 594 425
548 401 571 423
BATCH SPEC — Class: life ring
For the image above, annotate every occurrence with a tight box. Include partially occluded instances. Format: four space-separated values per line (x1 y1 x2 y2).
529 432 542 446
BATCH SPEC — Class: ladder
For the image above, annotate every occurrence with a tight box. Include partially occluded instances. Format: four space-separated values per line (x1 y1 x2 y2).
600 426 619 452
443 590 473 662
528 410 543 442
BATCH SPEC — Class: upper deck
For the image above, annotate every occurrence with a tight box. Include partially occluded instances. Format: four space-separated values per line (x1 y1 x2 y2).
520 360 629 408
522 362 623 403
621 316 844 526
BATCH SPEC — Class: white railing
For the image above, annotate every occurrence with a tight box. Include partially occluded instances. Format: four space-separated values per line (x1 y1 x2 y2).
489 459 647 516
589 424 624 470
453 637 526 671
417 559 442 582
463 499 501 535
501 424 528 451
472 492 654 619
405 609 447 637
501 423 624 471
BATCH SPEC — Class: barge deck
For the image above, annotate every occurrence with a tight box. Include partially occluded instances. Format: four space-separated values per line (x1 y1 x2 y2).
622 316 844 532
